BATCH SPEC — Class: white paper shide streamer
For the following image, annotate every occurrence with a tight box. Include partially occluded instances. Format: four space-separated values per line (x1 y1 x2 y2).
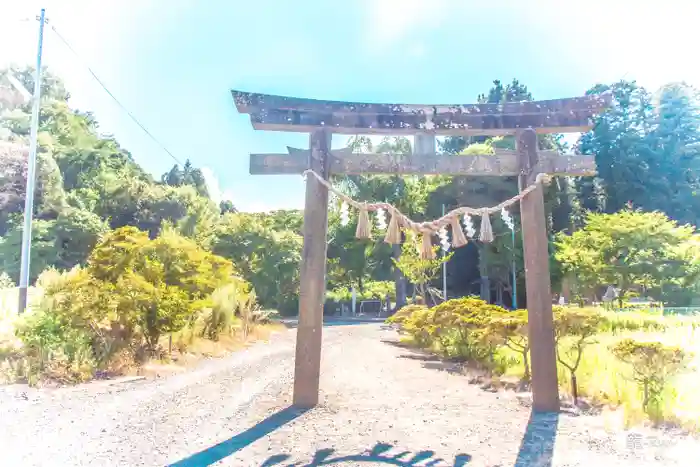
439 226 450 252
340 201 350 226
375 208 387 231
302 169 547 249
463 214 476 238
501 207 514 231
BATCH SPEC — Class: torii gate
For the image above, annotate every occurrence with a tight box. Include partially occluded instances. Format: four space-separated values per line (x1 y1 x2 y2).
232 91 610 412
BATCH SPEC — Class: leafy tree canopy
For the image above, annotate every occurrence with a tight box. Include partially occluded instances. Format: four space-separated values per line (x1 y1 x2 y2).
555 210 700 305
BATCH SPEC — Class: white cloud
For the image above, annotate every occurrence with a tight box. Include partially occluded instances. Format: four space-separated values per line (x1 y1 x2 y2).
200 167 225 204
362 0 447 53
522 1 700 91
242 201 276 213
238 197 305 213
407 43 427 58
201 166 304 213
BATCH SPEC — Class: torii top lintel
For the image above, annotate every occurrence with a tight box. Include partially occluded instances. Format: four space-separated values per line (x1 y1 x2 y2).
231 90 611 136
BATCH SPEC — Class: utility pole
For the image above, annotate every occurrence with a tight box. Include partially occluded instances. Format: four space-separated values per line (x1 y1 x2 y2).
18 8 46 314
501 208 517 309
440 204 448 301
511 227 517 309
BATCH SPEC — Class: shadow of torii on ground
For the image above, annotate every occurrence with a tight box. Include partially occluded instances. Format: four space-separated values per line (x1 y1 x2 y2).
167 405 558 467
262 443 472 466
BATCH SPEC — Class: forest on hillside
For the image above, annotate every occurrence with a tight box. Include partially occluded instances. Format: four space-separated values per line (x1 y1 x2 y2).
2 67 700 311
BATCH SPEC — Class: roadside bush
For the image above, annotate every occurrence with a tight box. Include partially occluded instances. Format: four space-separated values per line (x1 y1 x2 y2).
203 282 244 340
10 226 255 385
239 290 270 338
402 306 435 348
385 304 427 329
431 297 508 366
611 338 690 424
130 278 192 351
14 309 96 385
35 266 65 290
85 226 240 352
386 299 700 429
393 297 510 369
487 309 531 380
553 306 606 402
201 276 268 341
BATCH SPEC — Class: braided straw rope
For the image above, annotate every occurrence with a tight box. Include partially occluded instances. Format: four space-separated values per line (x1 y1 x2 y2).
303 169 549 235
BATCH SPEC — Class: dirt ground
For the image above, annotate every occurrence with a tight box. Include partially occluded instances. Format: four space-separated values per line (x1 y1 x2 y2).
1 323 698 466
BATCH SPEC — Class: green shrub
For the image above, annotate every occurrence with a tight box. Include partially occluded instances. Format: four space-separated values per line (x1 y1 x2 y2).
487 309 530 380
84 226 242 351
611 338 690 424
0 272 13 289
392 297 511 369
385 304 427 328
15 225 253 383
239 290 267 338
402 306 435 348
40 266 125 351
14 309 96 385
327 281 396 302
203 281 246 340
553 306 606 402
430 297 508 366
35 267 65 290
132 279 192 351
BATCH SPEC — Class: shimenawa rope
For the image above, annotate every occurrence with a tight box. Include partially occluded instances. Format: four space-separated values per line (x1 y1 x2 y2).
303 169 548 259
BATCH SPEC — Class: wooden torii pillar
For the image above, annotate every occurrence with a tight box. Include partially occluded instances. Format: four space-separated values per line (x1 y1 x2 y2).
232 91 610 411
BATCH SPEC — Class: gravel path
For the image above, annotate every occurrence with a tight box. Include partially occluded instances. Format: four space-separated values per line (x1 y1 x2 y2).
1 323 699 466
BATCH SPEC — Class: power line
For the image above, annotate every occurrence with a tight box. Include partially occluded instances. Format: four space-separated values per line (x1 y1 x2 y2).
47 21 183 166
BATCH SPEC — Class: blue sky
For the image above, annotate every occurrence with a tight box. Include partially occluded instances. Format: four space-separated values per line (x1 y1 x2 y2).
2 0 699 212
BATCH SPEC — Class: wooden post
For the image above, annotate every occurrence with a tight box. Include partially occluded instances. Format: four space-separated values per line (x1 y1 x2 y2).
517 128 560 412
293 129 331 408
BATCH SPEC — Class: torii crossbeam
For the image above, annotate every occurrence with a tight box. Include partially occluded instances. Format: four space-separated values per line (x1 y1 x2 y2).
232 90 610 412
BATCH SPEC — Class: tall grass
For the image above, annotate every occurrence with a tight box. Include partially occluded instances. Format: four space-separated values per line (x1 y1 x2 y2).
0 287 43 347
500 309 700 430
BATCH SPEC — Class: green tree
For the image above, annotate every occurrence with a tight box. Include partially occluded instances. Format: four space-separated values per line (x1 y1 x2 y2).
326 212 383 293
434 79 571 304
575 81 655 216
219 200 237 214
0 142 67 234
3 66 69 103
52 207 109 270
336 136 447 308
86 226 238 350
645 83 700 224
393 232 452 305
555 210 700 306
572 80 700 224
0 207 107 282
0 220 60 282
161 159 209 198
212 213 302 313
